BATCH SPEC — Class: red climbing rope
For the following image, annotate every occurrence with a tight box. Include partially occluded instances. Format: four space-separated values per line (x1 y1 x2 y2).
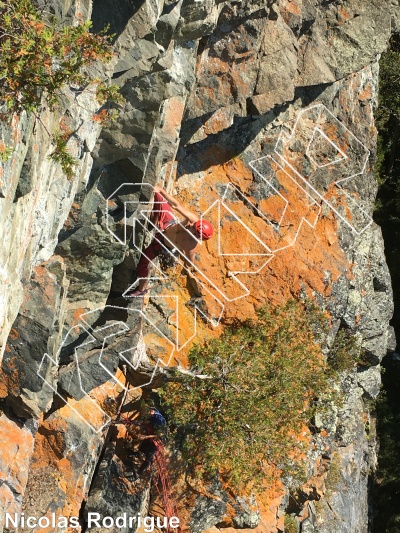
118 416 180 530
153 438 181 533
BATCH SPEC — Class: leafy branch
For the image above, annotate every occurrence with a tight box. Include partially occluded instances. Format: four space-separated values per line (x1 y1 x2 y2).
49 130 77 181
159 299 342 492
0 141 13 162
0 0 126 179
0 0 114 113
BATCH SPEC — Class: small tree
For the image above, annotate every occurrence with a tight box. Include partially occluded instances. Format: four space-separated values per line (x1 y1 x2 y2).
0 0 113 113
0 0 125 179
160 299 330 491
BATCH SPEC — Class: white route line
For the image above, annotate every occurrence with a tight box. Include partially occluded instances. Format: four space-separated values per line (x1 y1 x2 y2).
37 104 373 432
249 155 322 254
272 104 372 235
221 181 289 230
38 305 179 433
306 127 348 169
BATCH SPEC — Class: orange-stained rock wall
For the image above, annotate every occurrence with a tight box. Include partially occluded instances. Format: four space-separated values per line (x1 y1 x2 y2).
0 0 398 532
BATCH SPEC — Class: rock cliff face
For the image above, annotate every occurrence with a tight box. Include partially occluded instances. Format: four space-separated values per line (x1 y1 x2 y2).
0 0 399 532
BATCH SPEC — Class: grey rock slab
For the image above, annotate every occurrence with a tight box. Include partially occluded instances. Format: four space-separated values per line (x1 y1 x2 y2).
85 433 150 533
362 332 390 364
357 366 382 399
1 257 68 417
190 495 227 533
58 346 119 401
387 325 397 352
233 496 260 529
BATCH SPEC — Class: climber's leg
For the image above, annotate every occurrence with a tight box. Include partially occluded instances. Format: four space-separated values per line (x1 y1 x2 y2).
128 235 164 296
137 440 158 475
127 191 176 297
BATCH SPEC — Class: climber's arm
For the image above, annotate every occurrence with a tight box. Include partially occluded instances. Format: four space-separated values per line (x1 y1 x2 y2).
154 186 199 223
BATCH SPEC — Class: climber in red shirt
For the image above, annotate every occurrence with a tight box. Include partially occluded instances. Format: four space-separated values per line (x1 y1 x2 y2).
126 185 214 297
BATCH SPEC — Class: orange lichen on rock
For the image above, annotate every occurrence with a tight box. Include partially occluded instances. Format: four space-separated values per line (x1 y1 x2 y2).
11 113 21 143
286 0 301 15
0 377 8 398
201 476 286 533
8 328 18 340
142 267 224 368
30 418 69 469
0 416 35 515
187 156 347 310
71 307 86 327
358 83 373 102
279 0 302 29
162 153 350 371
22 389 113 522
338 6 352 23
0 355 21 397
161 97 185 138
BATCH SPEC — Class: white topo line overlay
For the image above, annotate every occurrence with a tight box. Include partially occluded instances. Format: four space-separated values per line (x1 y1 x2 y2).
272 104 372 235
37 104 371 432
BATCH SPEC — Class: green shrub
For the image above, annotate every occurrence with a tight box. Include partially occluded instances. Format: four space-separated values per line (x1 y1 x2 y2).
373 357 400 531
284 514 298 533
375 34 400 179
160 299 331 491
0 0 125 178
325 452 341 493
0 0 113 113
0 141 13 162
96 83 124 106
49 130 77 180
327 328 359 373
372 35 400 530
374 34 400 341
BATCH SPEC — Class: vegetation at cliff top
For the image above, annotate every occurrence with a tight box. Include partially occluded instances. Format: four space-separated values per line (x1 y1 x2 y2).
0 0 120 113
160 299 358 491
375 33 400 341
373 33 400 533
0 0 124 179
